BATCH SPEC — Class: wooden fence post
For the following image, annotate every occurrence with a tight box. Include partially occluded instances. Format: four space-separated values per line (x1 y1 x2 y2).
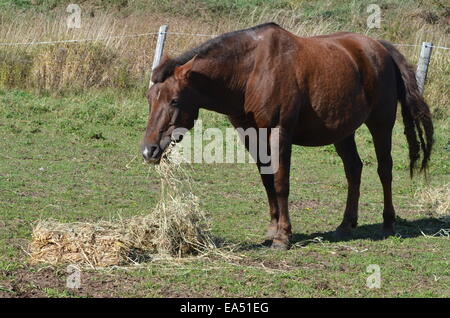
416 42 433 94
149 25 168 88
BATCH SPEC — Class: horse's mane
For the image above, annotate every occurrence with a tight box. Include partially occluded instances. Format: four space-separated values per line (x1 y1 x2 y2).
151 22 279 83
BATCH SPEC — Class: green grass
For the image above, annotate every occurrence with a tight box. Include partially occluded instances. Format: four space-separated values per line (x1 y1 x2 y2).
0 88 448 297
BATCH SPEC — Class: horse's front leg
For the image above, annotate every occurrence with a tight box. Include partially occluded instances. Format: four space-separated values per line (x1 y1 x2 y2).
267 127 292 249
257 165 279 242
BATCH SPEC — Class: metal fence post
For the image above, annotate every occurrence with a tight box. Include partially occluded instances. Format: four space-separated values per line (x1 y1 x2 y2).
416 42 433 94
149 25 168 88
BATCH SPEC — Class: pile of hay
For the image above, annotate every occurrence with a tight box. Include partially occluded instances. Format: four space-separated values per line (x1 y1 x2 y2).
29 149 216 267
415 183 450 222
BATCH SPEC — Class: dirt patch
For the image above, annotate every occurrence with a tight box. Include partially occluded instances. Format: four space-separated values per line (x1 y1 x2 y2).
0 265 223 298
289 199 322 211
157 285 205 298
0 266 145 298
231 256 301 272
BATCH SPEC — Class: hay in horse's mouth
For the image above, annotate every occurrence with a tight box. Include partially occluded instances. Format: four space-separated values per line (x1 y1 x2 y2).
28 152 216 267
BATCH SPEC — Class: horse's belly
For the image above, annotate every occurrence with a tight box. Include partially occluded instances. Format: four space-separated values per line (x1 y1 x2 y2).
293 126 358 146
292 102 369 146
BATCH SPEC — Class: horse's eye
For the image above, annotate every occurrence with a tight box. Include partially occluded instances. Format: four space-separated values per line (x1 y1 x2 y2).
170 99 179 107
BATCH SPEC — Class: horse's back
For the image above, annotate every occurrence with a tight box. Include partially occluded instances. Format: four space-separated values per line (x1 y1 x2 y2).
243 25 398 146
289 31 396 146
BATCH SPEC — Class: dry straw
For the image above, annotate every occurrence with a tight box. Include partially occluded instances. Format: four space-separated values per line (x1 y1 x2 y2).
29 145 218 267
415 183 450 222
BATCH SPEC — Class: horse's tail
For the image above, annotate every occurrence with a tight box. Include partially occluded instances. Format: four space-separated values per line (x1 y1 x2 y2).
379 40 434 177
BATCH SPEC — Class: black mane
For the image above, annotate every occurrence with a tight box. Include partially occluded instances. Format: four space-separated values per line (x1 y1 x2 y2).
151 22 279 83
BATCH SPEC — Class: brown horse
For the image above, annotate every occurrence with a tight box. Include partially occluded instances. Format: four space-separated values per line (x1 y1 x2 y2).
142 23 433 249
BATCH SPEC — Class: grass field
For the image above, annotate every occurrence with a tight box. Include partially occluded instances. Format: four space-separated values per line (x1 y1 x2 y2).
0 0 449 297
0 87 448 297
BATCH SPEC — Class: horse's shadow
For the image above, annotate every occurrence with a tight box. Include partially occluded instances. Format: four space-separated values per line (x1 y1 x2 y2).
236 216 448 251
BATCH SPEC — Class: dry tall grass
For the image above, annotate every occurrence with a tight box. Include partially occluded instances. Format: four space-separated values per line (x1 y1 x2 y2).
31 43 137 90
415 183 450 221
0 3 448 115
0 9 216 91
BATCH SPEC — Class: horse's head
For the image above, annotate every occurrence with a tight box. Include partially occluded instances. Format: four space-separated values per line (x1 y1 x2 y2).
142 57 199 163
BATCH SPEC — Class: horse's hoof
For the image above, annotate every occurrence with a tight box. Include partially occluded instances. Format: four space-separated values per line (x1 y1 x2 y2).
333 226 353 240
270 240 290 250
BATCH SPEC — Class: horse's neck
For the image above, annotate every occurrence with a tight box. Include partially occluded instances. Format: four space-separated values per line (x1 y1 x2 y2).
194 73 246 116
194 53 253 116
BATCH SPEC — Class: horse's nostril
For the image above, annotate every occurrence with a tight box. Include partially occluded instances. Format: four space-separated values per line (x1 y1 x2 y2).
172 133 184 143
150 145 160 158
142 144 160 161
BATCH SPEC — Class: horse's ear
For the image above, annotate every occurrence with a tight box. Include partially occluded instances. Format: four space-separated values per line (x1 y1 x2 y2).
151 54 171 83
174 56 196 81
159 54 171 66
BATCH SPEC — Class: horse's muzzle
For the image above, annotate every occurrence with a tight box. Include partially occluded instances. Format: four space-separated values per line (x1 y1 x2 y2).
142 144 161 163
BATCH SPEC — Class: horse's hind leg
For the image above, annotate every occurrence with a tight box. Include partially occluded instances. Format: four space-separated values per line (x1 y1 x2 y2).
334 134 363 238
366 123 396 237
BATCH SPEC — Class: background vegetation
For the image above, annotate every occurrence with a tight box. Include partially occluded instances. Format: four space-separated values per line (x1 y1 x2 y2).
0 0 448 110
0 0 448 297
